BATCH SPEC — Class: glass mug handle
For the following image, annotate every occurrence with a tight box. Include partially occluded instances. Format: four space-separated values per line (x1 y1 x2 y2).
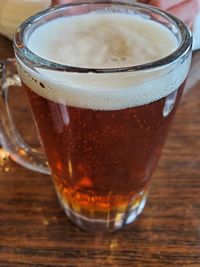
0 58 50 175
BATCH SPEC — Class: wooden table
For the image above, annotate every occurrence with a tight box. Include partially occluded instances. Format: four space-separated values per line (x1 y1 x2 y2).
0 34 200 266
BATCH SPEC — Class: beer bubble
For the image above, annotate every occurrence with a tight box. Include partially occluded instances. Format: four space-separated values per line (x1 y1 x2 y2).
39 82 45 88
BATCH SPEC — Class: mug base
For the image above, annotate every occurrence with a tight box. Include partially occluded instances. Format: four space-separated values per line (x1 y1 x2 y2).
56 189 148 232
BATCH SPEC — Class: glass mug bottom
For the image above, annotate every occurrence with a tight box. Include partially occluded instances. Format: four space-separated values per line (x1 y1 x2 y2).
57 185 149 231
0 2 191 232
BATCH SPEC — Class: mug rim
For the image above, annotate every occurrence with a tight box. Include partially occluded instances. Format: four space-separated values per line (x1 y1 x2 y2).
14 0 192 74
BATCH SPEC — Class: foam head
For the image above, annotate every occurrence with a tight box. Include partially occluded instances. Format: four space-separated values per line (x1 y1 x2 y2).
17 12 191 110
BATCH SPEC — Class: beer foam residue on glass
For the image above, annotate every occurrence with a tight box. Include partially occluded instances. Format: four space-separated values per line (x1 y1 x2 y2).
17 12 191 110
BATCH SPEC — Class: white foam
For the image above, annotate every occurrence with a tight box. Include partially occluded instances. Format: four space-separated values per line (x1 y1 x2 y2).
27 13 178 68
17 13 191 110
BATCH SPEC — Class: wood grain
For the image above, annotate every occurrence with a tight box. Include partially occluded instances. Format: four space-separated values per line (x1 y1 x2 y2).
0 34 200 266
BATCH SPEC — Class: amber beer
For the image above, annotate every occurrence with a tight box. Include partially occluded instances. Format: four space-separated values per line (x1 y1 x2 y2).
16 7 191 231
24 83 184 220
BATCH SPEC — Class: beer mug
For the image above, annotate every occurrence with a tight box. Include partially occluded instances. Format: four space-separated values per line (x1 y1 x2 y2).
0 1 192 231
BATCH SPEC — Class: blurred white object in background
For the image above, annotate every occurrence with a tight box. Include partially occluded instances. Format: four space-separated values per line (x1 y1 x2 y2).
0 0 51 39
193 13 200 51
